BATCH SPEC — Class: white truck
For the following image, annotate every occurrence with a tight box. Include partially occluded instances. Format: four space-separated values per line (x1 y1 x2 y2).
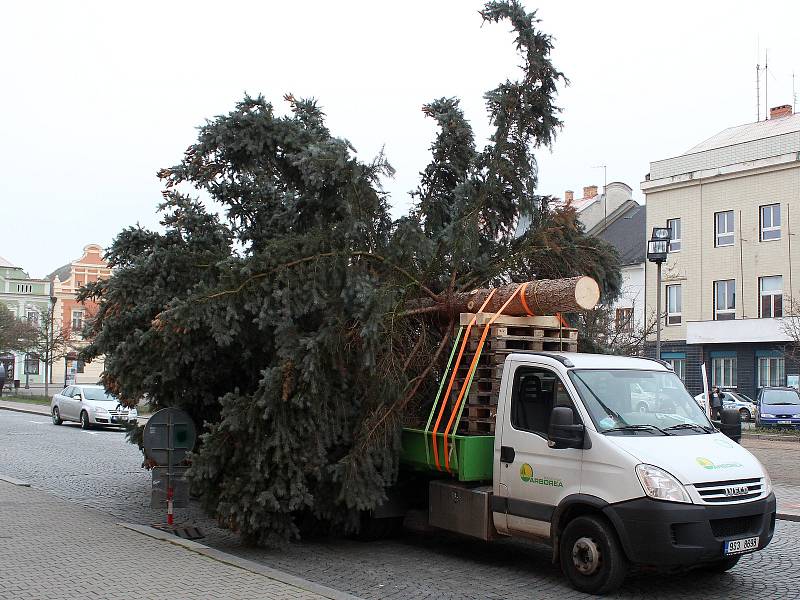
397 352 776 595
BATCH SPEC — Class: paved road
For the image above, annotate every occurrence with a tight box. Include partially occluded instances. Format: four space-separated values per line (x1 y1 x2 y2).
2 409 800 599
0 481 326 600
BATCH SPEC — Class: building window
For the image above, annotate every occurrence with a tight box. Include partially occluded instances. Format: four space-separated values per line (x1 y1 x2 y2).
667 359 685 381
16 284 32 293
758 357 785 388
666 285 682 325
712 357 737 388
26 310 40 327
760 204 781 241
715 210 735 247
615 308 633 332
667 218 681 252
76 360 85 374
713 279 736 320
24 354 40 375
71 310 84 331
759 276 783 318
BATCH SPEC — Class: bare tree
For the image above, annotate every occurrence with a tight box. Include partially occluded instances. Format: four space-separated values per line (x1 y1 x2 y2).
0 305 38 353
26 305 71 397
577 303 660 357
779 297 800 363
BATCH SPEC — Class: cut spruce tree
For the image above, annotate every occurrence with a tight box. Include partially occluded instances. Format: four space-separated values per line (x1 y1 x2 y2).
79 0 621 546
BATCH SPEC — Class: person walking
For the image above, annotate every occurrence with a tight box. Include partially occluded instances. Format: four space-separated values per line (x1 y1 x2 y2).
0 362 6 397
710 386 724 421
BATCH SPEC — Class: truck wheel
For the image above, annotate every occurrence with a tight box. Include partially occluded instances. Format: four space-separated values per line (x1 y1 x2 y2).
52 407 63 425
703 555 741 573
560 515 628 595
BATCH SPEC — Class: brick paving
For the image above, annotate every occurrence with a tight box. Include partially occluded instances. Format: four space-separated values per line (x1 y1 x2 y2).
4 408 800 598
0 481 327 600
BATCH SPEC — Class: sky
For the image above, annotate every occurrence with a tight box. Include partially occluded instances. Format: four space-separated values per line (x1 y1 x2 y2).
2 0 799 278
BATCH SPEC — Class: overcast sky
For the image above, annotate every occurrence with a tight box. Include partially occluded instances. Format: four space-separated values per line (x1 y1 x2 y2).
2 1 799 278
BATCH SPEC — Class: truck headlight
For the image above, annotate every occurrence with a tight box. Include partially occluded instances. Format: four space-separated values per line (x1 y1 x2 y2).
636 464 691 503
759 462 773 496
760 413 774 418
94 407 108 415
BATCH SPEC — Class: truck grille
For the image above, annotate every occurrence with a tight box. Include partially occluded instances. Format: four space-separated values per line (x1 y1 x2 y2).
710 515 761 538
693 478 763 504
108 409 129 417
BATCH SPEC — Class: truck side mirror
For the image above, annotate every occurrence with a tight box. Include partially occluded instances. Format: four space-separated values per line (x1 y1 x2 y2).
548 406 585 449
719 408 742 444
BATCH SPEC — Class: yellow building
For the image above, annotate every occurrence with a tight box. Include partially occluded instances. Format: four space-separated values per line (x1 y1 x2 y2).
642 105 800 398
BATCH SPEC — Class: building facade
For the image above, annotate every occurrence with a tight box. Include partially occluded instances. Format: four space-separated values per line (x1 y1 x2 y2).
585 183 646 332
642 106 800 398
48 244 111 386
0 255 52 391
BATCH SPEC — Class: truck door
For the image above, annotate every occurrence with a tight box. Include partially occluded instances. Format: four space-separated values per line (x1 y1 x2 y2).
495 363 583 538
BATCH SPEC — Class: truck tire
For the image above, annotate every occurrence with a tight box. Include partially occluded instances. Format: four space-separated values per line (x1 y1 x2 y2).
703 555 741 573
560 515 628 595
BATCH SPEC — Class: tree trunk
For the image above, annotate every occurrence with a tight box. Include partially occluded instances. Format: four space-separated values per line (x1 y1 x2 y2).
409 276 600 317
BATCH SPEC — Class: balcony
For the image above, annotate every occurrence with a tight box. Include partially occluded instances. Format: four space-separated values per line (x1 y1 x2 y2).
686 318 793 345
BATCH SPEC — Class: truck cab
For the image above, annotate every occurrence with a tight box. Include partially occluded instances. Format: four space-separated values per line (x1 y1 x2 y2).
410 352 776 595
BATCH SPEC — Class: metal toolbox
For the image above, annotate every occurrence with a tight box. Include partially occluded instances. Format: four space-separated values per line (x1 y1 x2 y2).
429 479 496 540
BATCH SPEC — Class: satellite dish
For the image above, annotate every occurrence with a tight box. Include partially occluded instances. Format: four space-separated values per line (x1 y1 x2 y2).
142 408 197 466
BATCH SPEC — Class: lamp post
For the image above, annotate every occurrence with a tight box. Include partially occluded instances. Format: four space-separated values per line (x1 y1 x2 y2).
647 227 671 359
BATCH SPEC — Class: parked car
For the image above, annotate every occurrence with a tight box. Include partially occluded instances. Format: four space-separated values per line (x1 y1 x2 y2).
51 384 138 429
756 387 800 429
694 391 757 421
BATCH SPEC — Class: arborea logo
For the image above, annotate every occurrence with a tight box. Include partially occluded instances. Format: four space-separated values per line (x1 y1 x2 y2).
696 456 742 470
519 463 564 487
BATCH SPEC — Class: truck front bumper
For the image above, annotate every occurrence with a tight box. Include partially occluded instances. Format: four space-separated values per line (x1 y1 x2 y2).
603 493 776 567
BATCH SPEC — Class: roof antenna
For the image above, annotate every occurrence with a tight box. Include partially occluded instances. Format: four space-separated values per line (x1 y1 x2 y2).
756 37 761 121
765 49 769 120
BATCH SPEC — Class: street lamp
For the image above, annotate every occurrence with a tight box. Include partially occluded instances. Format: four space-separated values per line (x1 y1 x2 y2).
647 226 671 359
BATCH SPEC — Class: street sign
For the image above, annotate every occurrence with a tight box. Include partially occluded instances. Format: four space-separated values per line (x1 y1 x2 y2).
143 407 196 466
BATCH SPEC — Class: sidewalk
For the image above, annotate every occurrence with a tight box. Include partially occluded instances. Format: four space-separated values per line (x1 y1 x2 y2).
0 481 351 600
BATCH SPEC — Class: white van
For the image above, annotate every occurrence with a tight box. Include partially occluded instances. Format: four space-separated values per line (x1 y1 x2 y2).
402 352 776 595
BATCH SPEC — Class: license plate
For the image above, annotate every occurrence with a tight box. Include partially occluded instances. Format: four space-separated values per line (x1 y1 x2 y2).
778 420 793 424
724 536 759 555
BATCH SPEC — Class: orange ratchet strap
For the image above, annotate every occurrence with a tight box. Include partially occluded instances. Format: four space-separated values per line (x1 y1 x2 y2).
442 283 527 472
430 290 497 470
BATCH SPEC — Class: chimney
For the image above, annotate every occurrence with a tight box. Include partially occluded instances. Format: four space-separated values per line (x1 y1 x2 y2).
770 105 793 119
583 185 598 199
564 190 574 203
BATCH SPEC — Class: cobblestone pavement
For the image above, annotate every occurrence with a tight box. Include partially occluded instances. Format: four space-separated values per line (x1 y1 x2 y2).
3 409 800 599
0 481 325 600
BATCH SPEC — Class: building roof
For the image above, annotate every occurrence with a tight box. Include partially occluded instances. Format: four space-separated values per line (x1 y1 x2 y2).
595 203 646 266
685 113 800 154
0 255 17 268
46 263 71 283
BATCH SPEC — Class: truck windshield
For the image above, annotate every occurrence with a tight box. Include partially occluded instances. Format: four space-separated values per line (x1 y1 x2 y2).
569 369 712 435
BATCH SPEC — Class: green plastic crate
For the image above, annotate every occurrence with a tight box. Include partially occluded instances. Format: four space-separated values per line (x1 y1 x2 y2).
400 428 495 482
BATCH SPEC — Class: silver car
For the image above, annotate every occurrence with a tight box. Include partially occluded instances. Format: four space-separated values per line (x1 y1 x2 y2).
51 384 138 429
694 391 757 421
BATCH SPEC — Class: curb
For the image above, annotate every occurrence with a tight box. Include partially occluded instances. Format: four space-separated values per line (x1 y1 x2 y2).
118 522 362 600
0 474 31 487
0 404 50 417
777 512 800 522
742 433 800 443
